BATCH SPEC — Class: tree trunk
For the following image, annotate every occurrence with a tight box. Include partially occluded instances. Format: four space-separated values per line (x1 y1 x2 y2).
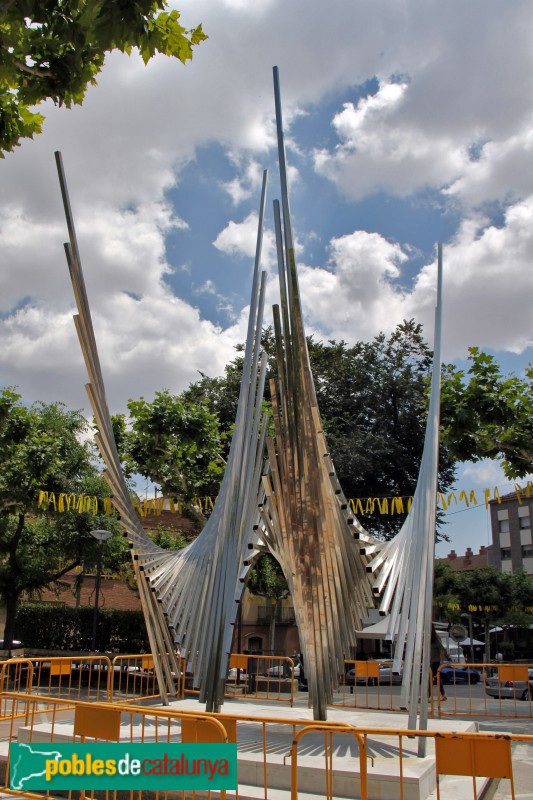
3 590 21 650
268 598 279 654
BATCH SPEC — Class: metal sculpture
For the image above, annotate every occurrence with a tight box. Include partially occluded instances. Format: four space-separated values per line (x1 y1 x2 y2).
257 69 443 726
368 244 443 750
255 68 384 720
56 152 270 712
55 64 443 728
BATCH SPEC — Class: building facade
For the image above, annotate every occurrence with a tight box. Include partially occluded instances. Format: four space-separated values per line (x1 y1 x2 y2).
489 492 533 574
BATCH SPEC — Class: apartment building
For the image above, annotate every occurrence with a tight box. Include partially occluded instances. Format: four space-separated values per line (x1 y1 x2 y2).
489 491 533 574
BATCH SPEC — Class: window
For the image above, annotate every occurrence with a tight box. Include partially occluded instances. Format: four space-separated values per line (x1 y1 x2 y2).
247 636 263 653
499 519 510 533
521 546 533 558
520 516 531 529
501 548 512 560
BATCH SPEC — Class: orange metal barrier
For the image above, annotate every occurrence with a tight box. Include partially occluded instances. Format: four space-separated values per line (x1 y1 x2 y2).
436 661 533 720
185 653 297 705
435 732 515 800
290 724 368 800
0 656 112 717
0 659 33 719
332 659 533 723
2 690 531 799
0 654 188 712
335 659 435 715
111 653 185 702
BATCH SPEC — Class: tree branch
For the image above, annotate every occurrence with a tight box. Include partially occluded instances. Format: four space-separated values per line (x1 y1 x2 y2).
12 57 53 78
43 559 81 587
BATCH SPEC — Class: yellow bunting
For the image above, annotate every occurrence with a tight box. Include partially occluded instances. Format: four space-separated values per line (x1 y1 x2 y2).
36 482 532 518
447 491 458 506
390 497 404 514
377 497 388 515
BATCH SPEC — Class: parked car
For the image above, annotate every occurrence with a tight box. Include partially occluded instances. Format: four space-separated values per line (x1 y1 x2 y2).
265 662 300 678
345 661 403 687
439 665 481 685
485 669 533 701
0 640 23 650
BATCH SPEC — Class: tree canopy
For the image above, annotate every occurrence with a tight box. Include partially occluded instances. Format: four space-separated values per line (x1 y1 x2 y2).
440 348 533 479
0 387 124 648
434 561 533 650
0 0 206 154
183 321 457 539
308 321 457 538
113 390 226 526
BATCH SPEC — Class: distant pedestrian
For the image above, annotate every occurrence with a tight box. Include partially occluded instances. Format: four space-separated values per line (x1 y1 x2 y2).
298 652 308 691
430 628 447 701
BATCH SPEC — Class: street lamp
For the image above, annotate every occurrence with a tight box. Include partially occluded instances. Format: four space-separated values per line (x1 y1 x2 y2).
90 529 112 652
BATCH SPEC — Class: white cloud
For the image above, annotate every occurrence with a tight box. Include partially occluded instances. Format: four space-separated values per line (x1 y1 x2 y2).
462 460 508 488
295 231 407 342
314 80 469 200
284 195 533 359
213 213 277 269
2 0 533 420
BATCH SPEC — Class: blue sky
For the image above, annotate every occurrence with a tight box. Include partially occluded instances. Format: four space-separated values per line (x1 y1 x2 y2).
1 0 532 558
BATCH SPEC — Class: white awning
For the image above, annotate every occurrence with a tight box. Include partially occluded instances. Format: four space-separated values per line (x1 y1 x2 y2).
355 616 395 640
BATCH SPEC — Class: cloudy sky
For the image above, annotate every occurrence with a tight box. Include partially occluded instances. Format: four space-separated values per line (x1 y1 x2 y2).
1 0 532 556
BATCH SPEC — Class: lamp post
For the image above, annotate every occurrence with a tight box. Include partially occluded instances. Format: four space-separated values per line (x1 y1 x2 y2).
90 529 112 652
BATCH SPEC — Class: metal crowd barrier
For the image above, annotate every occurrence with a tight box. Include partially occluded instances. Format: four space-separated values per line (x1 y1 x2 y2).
334 659 436 715
333 659 533 723
436 661 533 720
0 654 187 714
0 656 112 714
111 652 185 702
0 691 532 799
185 653 297 706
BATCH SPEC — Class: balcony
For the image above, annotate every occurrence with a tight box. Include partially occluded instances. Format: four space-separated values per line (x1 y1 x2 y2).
256 606 296 625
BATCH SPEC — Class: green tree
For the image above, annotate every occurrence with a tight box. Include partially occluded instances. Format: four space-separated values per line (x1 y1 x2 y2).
308 321 456 539
247 554 290 654
0 0 206 155
433 562 533 660
123 390 225 526
0 387 123 648
183 322 457 539
440 348 533 479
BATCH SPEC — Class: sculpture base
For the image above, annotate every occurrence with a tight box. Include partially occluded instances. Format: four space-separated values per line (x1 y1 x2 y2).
12 696 487 800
